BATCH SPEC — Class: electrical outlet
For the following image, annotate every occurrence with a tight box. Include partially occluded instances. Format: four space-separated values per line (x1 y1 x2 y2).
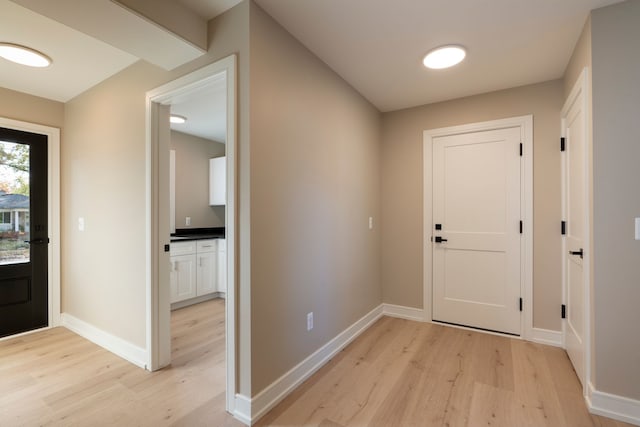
369 216 373 230
307 312 313 331
185 217 191 226
78 217 85 231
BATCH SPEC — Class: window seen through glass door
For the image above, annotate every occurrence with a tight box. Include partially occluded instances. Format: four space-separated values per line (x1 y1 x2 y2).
0 140 30 265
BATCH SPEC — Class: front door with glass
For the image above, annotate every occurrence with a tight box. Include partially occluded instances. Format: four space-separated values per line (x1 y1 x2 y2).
0 127 48 338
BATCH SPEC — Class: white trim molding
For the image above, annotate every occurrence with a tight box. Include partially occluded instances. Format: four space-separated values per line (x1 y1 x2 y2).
529 327 563 347
588 383 640 426
146 54 239 414
248 304 384 424
61 313 147 369
233 394 252 426
382 303 424 322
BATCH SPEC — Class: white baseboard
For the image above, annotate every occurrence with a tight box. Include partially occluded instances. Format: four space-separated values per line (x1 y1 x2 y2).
529 327 563 347
587 382 640 426
233 394 252 426
170 293 222 311
61 313 147 369
382 303 424 321
249 304 384 424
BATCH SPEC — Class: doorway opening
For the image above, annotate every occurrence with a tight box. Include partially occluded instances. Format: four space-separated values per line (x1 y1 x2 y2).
423 115 533 338
0 118 60 341
146 55 236 413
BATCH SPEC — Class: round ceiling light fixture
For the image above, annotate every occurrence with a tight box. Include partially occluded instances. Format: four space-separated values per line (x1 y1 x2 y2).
170 114 187 124
0 42 52 68
423 45 466 69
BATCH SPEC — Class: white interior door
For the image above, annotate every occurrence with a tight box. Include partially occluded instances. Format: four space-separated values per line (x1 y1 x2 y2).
563 71 588 388
432 127 522 335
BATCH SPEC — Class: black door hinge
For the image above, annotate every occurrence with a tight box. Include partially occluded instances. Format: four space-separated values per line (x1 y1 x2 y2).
561 304 567 319
561 137 566 152
519 143 523 156
519 220 523 234
561 221 566 235
519 298 523 311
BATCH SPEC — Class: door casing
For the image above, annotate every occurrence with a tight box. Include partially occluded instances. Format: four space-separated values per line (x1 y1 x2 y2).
145 55 237 414
0 117 61 341
423 115 533 339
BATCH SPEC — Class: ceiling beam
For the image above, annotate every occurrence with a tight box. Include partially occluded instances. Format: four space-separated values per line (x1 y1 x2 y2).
10 0 207 70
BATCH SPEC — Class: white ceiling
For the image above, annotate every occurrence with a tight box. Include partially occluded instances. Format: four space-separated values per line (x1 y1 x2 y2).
254 0 623 112
178 0 243 20
0 0 626 124
0 0 137 102
170 74 227 142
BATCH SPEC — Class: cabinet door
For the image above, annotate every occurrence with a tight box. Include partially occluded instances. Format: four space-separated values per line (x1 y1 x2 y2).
209 157 226 206
217 239 226 293
196 251 217 296
170 254 196 303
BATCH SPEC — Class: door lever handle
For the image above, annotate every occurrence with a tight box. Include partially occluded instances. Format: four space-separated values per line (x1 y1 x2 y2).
434 236 448 243
24 238 50 244
569 248 583 259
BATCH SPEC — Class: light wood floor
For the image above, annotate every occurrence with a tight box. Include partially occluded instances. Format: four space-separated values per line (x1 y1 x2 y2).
257 317 632 427
0 309 632 427
0 298 242 426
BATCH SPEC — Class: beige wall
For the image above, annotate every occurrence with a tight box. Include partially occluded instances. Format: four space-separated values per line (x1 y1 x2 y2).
591 0 640 400
381 80 564 331
61 0 251 394
564 16 592 99
0 87 64 129
170 130 225 229
249 3 382 395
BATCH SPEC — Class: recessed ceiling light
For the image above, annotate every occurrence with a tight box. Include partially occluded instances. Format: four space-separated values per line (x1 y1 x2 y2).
423 45 466 70
0 42 51 68
170 114 187 124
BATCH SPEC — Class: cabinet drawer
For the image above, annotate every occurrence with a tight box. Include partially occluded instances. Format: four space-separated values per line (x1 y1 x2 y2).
170 241 197 256
197 239 217 253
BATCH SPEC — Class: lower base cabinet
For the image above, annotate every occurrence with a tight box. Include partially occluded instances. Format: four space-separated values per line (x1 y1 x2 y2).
217 239 226 293
170 254 196 303
170 239 226 305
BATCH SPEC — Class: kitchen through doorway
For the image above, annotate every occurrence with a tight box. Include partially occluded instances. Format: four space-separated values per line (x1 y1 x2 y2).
146 55 237 414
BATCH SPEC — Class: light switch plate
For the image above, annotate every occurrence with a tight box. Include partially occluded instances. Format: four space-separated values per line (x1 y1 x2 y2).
635 218 640 240
78 217 85 231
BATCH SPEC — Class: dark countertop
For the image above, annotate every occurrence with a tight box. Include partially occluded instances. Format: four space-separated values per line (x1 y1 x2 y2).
170 227 225 242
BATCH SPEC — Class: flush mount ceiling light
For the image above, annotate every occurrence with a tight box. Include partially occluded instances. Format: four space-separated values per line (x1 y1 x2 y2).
170 114 187 124
423 45 466 69
0 42 52 68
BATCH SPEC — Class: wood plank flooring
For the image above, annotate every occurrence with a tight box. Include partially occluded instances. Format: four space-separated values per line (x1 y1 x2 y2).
256 317 633 427
0 298 241 426
0 309 632 426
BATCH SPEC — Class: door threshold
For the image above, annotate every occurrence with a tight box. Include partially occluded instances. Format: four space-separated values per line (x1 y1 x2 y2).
432 319 520 338
0 325 52 343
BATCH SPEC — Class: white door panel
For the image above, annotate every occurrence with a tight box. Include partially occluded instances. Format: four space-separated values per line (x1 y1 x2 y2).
432 127 522 335
563 73 587 387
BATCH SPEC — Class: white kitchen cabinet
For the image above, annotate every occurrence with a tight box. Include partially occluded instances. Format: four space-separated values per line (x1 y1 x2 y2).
217 239 226 294
170 239 223 305
209 156 226 206
170 254 196 303
196 240 217 296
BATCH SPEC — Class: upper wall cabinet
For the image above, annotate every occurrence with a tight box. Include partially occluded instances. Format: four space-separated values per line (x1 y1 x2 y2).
209 156 226 206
